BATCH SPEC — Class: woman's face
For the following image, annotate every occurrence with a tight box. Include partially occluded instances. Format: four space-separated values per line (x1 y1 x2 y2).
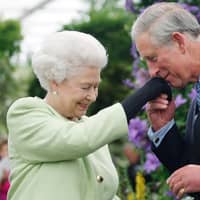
53 67 101 120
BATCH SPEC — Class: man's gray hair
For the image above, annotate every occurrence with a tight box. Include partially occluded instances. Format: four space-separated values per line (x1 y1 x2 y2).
131 2 200 46
32 31 108 91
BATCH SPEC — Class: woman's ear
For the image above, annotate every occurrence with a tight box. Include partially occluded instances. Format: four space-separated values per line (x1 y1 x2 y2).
49 80 59 92
171 32 186 53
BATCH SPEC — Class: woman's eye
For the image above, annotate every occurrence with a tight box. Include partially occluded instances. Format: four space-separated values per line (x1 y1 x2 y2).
81 85 98 90
82 86 90 90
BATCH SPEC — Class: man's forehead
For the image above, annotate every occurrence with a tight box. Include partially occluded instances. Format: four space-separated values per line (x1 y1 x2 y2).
137 45 158 59
135 33 156 54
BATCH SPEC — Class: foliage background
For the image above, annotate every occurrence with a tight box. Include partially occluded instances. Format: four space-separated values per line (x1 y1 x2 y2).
0 19 32 133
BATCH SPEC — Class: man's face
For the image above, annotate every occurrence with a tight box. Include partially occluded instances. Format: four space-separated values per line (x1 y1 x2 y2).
136 33 194 88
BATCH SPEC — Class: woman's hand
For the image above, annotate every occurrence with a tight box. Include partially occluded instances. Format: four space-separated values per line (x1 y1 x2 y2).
167 164 200 199
146 94 176 131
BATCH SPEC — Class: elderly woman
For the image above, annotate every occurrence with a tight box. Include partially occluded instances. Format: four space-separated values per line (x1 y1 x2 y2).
7 31 171 200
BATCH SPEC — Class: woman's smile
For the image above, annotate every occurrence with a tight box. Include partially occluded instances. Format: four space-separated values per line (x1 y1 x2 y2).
78 103 89 111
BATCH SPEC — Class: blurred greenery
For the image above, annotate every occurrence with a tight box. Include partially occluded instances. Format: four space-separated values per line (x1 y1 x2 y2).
0 20 22 58
0 19 26 133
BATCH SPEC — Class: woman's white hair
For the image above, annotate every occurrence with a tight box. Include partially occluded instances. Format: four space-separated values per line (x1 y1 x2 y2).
32 31 108 91
131 2 200 46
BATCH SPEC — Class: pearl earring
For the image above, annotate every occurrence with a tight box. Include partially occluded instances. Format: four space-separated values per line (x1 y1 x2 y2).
52 91 58 96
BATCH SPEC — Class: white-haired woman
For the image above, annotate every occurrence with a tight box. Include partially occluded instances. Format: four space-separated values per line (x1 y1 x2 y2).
6 31 171 200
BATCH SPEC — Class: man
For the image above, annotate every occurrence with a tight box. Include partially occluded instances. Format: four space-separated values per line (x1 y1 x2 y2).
131 2 200 199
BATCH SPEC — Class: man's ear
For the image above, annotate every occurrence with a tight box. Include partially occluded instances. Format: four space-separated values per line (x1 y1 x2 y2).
171 32 186 53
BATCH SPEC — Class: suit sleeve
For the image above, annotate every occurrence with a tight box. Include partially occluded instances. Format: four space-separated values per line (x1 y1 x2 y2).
151 124 191 173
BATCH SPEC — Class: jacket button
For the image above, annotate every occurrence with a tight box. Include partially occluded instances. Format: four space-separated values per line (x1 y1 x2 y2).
96 175 104 183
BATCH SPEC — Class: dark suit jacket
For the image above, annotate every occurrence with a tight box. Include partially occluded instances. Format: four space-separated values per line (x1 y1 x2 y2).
151 99 200 199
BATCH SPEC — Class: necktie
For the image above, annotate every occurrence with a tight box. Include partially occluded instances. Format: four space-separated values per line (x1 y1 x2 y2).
195 82 200 109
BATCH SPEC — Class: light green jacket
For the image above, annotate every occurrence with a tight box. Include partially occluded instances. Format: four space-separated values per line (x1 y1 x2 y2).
7 97 128 200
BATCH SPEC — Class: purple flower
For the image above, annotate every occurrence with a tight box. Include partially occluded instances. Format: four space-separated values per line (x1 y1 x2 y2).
123 79 135 89
134 68 150 88
131 43 138 59
128 117 149 149
166 191 178 200
132 57 140 73
180 3 191 11
125 0 136 13
166 191 177 200
143 152 160 174
188 88 197 101
166 191 173 197
175 94 187 108
187 5 200 14
196 12 200 23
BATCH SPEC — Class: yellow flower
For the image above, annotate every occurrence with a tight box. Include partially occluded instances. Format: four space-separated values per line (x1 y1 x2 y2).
127 192 134 200
136 172 146 200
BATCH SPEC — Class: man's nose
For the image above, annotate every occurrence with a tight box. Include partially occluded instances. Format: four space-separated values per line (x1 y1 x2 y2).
147 62 159 77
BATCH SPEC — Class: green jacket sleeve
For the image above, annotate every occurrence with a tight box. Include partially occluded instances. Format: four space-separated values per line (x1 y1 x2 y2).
7 98 128 163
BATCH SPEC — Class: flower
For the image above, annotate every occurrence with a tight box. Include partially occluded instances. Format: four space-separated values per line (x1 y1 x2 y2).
123 79 135 89
132 57 140 72
125 0 136 13
127 192 134 200
136 172 146 200
175 94 187 108
166 190 178 199
188 5 200 14
131 43 138 59
188 88 197 101
143 152 160 174
128 117 149 149
196 12 200 22
181 3 200 14
134 68 150 88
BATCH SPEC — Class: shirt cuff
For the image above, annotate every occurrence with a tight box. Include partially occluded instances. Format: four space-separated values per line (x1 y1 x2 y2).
147 119 175 147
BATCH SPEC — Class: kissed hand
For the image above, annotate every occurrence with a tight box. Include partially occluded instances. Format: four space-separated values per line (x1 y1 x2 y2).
146 94 175 131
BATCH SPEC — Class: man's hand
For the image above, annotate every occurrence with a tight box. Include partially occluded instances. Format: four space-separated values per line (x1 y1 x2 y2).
146 94 176 131
167 164 200 199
